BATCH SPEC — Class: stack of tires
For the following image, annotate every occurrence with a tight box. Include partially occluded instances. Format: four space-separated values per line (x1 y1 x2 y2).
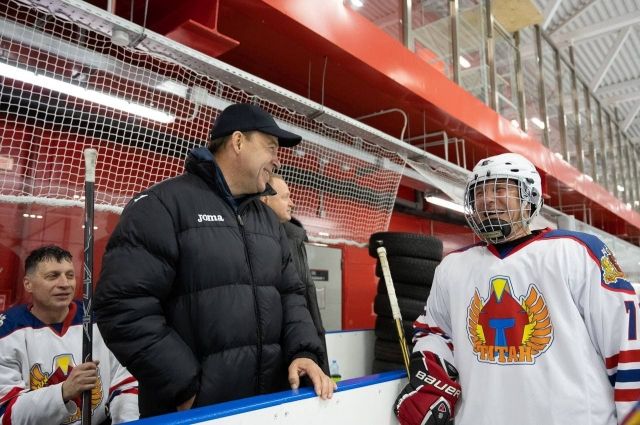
368 232 443 373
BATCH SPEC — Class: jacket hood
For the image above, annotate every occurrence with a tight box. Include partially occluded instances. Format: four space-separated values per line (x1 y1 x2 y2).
284 217 308 243
186 147 233 202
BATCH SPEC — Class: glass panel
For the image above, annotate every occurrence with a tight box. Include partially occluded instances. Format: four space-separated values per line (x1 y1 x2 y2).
612 121 622 198
623 136 633 205
350 1 402 44
494 24 518 125
541 39 561 157
519 26 543 143
413 1 453 79
589 94 604 181
458 0 487 103
634 148 640 211
575 79 587 174
605 114 616 195
560 59 576 166
615 125 627 202
633 142 640 208
594 101 608 190
623 136 636 205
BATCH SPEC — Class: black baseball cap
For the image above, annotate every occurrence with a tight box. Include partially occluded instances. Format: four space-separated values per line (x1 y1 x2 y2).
209 103 302 147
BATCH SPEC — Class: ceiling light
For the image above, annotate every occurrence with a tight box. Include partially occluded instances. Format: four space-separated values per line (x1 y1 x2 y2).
21 213 44 219
617 185 625 192
531 117 545 129
0 62 175 123
510 119 520 128
459 56 471 69
425 196 465 213
349 0 364 8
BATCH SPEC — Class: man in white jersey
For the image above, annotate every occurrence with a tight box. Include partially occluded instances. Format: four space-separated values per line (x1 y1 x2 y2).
394 153 640 425
0 245 138 425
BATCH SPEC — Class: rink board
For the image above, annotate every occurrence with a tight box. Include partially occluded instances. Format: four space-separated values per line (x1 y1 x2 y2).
126 370 406 425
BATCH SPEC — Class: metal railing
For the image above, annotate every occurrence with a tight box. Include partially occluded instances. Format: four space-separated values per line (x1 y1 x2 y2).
354 0 640 213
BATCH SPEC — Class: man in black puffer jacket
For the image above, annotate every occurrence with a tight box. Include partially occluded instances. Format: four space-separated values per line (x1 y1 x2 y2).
94 103 335 418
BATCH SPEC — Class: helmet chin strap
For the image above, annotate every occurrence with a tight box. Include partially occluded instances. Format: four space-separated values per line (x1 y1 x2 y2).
479 218 512 242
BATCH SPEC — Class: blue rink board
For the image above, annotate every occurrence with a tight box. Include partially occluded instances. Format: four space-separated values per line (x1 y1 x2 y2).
126 370 405 425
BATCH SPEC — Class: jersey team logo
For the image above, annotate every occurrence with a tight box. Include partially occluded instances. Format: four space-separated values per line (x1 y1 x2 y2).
30 354 103 423
467 276 553 365
600 246 624 284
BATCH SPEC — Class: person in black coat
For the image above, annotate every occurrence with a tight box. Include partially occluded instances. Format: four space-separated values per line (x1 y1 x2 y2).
261 174 330 375
94 103 335 418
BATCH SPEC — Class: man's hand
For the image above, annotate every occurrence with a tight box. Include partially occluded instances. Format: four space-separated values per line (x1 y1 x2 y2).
177 394 196 411
288 357 336 400
394 352 461 425
61 361 100 402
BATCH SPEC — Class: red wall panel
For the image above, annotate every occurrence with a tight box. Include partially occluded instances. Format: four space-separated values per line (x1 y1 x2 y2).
341 243 377 330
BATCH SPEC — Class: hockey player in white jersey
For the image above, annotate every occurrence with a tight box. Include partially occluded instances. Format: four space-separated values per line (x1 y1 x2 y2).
0 245 139 425
394 153 640 425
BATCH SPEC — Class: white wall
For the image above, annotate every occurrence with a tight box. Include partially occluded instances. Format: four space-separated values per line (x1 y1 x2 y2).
325 330 376 380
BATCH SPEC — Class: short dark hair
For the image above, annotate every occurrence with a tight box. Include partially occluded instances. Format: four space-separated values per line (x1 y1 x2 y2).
25 245 73 275
207 134 234 154
208 131 263 154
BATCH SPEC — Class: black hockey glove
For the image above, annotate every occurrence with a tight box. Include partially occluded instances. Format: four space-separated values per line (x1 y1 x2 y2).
394 351 461 425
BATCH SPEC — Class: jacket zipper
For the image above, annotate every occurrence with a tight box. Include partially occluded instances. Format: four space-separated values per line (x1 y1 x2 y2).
236 206 263 393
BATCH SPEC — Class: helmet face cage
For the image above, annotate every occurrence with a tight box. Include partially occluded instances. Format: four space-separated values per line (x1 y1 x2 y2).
464 174 542 243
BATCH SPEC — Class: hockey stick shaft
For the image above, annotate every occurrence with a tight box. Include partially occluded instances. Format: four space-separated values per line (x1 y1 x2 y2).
376 246 411 377
81 148 97 425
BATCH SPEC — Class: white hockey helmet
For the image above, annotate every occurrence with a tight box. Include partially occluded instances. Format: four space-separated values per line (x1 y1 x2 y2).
464 153 543 243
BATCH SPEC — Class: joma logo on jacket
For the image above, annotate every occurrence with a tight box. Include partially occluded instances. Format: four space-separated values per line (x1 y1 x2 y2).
197 214 224 223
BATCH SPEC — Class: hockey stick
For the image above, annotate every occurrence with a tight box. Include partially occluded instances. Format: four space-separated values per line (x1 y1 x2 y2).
376 245 411 377
81 148 98 425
